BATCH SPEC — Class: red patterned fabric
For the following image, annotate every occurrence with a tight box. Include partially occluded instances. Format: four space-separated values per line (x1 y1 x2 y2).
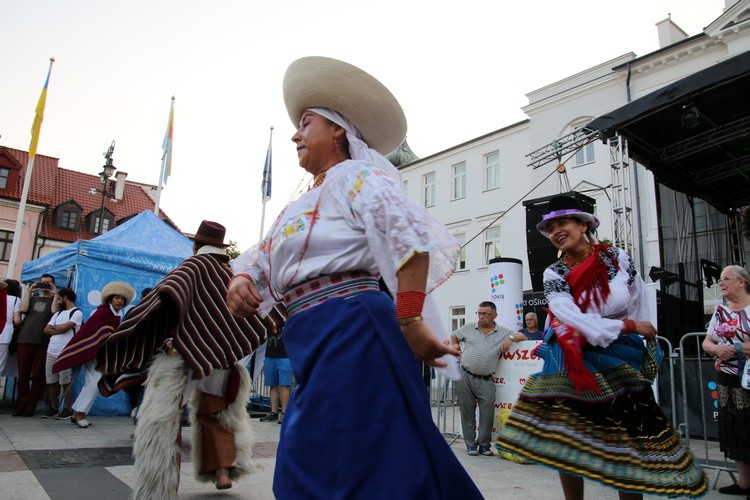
97 253 283 383
0 288 7 328
566 244 617 312
554 244 618 394
53 304 120 372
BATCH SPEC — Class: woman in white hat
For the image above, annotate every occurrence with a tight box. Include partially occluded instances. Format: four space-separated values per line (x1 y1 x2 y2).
54 280 135 428
496 195 707 499
228 57 481 498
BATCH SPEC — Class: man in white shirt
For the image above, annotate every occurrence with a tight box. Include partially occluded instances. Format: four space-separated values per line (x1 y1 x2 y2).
42 288 82 420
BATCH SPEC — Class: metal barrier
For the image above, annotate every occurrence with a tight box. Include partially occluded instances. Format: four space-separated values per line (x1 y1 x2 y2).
432 373 462 446
428 333 739 491
676 332 737 489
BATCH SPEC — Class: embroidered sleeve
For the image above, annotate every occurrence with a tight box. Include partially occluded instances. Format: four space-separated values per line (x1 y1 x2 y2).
232 241 275 316
621 249 650 322
543 262 623 347
332 162 458 294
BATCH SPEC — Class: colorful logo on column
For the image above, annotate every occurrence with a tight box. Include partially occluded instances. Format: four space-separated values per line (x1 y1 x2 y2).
490 274 505 293
708 380 719 410
515 303 522 323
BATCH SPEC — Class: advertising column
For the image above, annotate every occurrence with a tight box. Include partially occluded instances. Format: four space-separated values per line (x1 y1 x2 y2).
487 258 543 461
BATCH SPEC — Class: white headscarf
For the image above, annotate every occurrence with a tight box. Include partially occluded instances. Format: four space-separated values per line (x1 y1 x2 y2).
307 107 403 184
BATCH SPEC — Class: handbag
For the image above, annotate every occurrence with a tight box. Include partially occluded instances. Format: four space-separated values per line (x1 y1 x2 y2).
741 359 750 390
7 322 23 356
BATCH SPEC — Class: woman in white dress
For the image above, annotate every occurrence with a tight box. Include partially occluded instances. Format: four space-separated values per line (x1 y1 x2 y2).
228 57 481 499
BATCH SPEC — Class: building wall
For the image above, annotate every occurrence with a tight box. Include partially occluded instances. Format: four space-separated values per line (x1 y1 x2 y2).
0 200 44 280
399 12 749 334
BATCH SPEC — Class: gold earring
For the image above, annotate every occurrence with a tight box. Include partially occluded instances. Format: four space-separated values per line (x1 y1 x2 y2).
583 233 590 244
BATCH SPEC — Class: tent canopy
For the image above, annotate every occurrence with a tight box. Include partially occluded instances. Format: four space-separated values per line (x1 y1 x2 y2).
22 210 193 319
586 50 750 213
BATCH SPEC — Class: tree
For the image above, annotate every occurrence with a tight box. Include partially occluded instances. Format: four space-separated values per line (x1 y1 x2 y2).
226 240 241 259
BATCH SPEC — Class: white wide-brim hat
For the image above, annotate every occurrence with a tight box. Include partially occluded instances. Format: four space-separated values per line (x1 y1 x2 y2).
101 281 136 307
283 56 407 156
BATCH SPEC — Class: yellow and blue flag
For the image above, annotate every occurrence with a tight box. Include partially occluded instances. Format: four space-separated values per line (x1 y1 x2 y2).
29 59 54 159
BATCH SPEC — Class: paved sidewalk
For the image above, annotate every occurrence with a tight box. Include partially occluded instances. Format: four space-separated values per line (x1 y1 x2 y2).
0 399 736 499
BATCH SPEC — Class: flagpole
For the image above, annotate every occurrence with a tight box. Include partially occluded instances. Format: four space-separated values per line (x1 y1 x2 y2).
154 96 175 215
6 57 55 279
259 126 273 241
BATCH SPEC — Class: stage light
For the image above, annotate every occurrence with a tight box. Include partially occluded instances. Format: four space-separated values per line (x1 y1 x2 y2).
680 105 701 129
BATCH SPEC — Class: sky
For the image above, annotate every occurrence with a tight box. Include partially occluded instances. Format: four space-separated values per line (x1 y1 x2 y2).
0 0 726 250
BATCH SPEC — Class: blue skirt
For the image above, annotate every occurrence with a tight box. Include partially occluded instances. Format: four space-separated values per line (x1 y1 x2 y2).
273 291 482 500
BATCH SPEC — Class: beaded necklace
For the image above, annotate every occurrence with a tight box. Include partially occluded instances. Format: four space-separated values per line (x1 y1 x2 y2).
563 245 593 270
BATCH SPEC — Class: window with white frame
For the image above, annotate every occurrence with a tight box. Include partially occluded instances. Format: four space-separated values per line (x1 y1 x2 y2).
454 232 466 271
93 215 112 234
0 230 13 261
574 142 595 166
423 172 436 208
0 168 9 190
451 306 466 331
484 151 500 190
484 226 502 264
60 210 79 230
451 162 466 200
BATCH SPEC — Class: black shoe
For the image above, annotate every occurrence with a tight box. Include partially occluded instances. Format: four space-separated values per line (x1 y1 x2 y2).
259 412 278 422
718 483 750 495
278 413 283 425
42 407 59 419
54 409 73 420
12 408 24 417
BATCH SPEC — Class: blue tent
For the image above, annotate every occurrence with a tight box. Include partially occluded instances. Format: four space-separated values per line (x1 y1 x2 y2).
17 210 193 415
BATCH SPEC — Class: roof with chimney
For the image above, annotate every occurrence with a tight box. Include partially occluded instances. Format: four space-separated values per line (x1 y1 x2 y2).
0 146 179 243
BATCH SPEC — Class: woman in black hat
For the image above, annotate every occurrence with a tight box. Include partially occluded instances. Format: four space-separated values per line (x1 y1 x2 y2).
496 195 707 499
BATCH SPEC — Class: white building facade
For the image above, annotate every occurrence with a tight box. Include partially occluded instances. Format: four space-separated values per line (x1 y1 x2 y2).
399 1 750 332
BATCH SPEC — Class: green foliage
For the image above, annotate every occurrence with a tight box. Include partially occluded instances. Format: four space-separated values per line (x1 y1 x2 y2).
226 240 241 259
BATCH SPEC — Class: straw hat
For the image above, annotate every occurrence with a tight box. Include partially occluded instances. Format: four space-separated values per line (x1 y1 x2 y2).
283 56 407 156
536 195 600 238
101 281 136 307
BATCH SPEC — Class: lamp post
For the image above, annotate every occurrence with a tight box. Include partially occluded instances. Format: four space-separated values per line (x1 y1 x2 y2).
97 141 116 235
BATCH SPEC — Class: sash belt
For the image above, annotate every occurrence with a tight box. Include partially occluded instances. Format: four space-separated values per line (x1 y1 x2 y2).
283 270 380 317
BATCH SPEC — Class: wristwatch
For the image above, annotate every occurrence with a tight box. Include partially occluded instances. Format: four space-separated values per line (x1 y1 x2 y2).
509 334 516 341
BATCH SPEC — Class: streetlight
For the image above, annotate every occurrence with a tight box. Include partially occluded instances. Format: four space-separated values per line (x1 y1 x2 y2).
97 140 116 235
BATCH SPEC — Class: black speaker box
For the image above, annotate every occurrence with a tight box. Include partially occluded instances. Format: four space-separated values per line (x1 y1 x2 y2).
522 192 596 292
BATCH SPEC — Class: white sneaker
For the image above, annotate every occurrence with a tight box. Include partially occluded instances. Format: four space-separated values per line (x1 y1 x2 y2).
76 418 91 428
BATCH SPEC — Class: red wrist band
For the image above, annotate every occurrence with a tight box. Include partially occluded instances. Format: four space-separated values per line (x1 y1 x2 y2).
395 290 426 320
622 319 636 333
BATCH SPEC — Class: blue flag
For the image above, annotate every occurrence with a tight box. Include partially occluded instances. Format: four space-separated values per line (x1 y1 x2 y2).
261 129 272 200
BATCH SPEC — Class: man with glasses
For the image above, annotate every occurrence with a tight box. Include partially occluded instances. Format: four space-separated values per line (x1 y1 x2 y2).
450 301 525 456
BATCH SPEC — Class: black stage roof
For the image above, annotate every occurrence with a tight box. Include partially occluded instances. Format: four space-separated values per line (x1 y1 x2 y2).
587 50 750 213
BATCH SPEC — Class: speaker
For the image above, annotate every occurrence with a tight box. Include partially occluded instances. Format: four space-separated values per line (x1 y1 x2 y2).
522 192 596 291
